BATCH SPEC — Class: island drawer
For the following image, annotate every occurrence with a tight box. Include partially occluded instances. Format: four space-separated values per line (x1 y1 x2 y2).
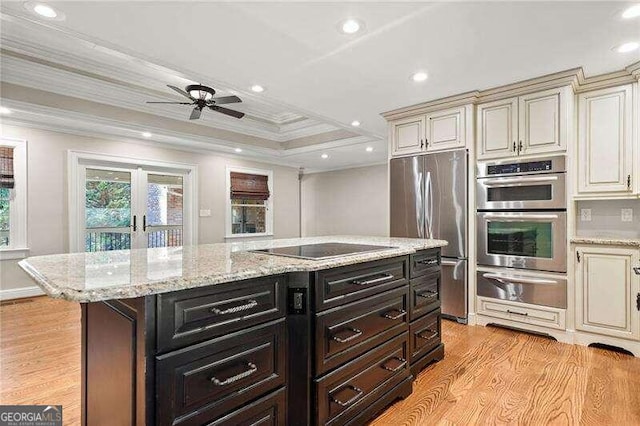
190 387 286 426
314 256 409 311
409 249 441 279
156 319 286 426
315 286 409 375
409 309 441 363
315 332 410 426
156 274 286 352
409 271 441 321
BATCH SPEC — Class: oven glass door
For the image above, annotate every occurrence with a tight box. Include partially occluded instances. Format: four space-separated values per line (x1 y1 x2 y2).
477 173 566 210
477 212 567 273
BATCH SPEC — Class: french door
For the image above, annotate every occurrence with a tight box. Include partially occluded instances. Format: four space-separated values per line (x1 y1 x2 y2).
78 163 192 252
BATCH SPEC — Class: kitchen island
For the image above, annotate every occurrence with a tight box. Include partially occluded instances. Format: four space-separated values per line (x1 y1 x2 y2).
19 236 447 426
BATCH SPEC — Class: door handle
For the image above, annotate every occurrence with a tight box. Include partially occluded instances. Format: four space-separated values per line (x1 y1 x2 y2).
210 362 258 386
482 213 559 220
381 356 407 372
512 141 516 152
331 385 364 407
132 215 137 232
416 258 439 266
417 289 438 299
332 327 363 343
417 329 438 340
210 299 258 315
633 267 640 275
482 273 559 286
382 309 407 320
506 309 528 317
143 215 147 232
518 140 523 153
351 273 394 286
480 176 559 186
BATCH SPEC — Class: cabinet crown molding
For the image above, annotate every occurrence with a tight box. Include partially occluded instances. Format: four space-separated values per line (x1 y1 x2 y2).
382 61 640 121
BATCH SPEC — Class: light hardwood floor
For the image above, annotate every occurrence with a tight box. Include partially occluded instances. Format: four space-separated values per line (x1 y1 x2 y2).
2 297 640 425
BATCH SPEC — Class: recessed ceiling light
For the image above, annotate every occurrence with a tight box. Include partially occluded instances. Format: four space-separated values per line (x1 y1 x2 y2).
366 146 374 152
142 132 152 138
411 71 428 82
340 19 362 34
0 107 11 115
251 85 265 93
615 41 639 53
622 4 640 19
321 153 329 159
351 120 361 127
235 148 243 153
24 2 65 20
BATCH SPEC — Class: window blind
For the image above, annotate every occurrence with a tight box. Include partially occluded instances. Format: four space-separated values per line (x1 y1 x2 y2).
230 172 270 200
0 147 14 189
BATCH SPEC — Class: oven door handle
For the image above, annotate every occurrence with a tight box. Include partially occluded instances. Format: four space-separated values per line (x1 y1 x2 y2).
482 214 559 221
482 273 559 286
480 176 558 187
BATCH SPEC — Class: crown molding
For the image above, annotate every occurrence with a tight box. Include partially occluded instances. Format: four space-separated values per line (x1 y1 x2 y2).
381 91 480 121
382 61 640 121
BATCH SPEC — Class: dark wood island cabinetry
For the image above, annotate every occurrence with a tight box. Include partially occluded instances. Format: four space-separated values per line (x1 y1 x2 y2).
19 237 446 425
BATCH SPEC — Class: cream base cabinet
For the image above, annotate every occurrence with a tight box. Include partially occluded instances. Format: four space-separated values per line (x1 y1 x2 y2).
575 245 640 341
425 106 466 152
390 116 426 157
577 85 634 196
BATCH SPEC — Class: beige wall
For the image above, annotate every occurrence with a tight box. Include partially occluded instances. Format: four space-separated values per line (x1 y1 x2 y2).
301 164 389 237
1 124 301 291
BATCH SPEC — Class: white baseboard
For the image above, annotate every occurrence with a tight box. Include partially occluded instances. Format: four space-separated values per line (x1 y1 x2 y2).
0 286 44 301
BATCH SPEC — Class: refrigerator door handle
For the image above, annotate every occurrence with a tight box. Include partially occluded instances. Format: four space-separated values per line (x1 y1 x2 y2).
416 170 425 239
425 171 433 239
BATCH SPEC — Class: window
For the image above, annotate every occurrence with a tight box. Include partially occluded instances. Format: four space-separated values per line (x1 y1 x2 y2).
0 138 28 259
226 166 273 238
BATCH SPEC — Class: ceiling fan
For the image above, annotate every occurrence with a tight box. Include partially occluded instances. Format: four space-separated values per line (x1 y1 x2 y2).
146 84 245 120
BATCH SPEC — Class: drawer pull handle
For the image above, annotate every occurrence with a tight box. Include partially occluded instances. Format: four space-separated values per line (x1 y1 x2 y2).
210 299 258 315
210 362 258 386
332 327 363 343
506 309 528 317
416 258 439 266
351 273 394 286
381 356 407 372
331 385 364 407
417 329 438 340
383 309 407 320
417 290 438 299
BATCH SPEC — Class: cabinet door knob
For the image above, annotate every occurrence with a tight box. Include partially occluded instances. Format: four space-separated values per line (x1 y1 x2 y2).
420 139 424 149
512 141 516 152
627 174 632 190
518 140 523 153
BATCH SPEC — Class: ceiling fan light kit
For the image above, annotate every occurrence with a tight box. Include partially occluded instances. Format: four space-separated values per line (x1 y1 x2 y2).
146 84 245 120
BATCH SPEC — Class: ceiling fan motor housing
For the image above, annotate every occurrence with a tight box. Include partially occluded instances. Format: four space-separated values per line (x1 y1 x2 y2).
186 84 216 101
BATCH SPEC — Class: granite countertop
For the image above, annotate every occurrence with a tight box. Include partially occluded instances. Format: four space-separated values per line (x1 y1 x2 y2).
570 237 640 248
18 236 448 303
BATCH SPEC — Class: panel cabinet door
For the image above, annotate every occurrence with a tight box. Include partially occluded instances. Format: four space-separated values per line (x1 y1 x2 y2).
519 87 567 156
477 97 518 159
425 106 465 152
390 116 426 157
577 85 634 195
575 245 640 340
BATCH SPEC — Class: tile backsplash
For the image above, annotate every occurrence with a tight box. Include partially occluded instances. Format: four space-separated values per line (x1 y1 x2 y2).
575 199 640 239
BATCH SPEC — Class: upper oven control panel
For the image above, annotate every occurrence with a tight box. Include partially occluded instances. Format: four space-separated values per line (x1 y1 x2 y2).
478 155 566 178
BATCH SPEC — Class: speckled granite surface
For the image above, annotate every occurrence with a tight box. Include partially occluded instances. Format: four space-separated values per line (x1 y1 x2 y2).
570 237 640 248
18 236 447 303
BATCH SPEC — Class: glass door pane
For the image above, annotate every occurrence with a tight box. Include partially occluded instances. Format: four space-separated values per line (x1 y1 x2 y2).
146 174 183 248
84 168 132 252
487 221 553 258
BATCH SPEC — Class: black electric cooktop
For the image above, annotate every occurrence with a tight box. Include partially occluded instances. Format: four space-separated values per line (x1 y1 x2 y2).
251 242 395 260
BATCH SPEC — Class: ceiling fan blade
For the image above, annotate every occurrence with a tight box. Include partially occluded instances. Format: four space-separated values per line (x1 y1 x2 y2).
167 85 193 100
209 105 245 119
146 101 193 104
189 107 202 120
211 95 242 105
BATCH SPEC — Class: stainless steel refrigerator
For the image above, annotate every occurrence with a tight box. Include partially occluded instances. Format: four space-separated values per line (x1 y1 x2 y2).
390 149 468 323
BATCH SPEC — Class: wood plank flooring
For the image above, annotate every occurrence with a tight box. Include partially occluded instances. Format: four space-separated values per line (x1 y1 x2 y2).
2 297 640 425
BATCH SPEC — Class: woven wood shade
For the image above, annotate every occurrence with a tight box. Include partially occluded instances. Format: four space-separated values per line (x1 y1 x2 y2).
0 147 14 189
230 172 270 200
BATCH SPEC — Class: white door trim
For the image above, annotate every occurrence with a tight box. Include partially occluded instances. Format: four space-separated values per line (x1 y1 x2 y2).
68 150 198 253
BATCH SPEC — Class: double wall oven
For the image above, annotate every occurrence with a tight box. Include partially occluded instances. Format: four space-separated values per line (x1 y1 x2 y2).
476 156 567 309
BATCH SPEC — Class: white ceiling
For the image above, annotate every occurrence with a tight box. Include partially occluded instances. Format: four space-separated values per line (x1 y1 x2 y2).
1 1 640 171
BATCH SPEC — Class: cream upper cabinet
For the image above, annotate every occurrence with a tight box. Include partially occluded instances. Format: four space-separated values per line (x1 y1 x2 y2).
477 87 569 160
519 87 567 155
575 245 640 341
477 97 518 159
390 116 426 157
577 84 634 196
425 106 465 152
